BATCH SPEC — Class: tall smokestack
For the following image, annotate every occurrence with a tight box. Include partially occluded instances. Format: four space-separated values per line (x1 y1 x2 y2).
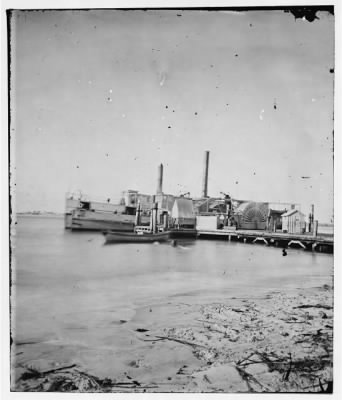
202 151 210 198
157 163 163 194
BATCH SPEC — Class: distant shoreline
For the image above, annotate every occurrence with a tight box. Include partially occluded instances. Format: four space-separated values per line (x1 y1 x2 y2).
16 213 64 218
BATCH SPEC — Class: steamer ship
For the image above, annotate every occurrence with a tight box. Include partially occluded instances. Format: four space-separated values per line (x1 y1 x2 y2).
65 190 152 231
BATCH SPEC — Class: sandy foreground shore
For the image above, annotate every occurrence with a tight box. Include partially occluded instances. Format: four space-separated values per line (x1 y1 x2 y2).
13 284 333 393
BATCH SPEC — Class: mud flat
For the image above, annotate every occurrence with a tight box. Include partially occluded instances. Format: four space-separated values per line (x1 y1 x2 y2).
13 283 333 393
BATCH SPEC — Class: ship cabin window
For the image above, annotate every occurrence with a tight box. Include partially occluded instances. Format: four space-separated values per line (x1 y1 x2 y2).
125 206 136 215
80 201 91 210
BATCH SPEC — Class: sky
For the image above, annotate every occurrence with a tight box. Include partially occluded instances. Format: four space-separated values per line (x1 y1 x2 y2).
10 8 334 222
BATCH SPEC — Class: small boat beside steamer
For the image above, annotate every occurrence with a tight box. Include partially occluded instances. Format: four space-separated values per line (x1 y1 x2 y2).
64 164 197 236
104 230 170 244
104 201 171 244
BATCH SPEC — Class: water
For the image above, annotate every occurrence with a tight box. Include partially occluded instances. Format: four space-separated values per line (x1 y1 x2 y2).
11 215 333 379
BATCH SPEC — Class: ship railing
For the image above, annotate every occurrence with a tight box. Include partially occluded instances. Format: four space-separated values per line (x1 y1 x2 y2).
65 191 122 205
135 226 152 234
135 225 166 234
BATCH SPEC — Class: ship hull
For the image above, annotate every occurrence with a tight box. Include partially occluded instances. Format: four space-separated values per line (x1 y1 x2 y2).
170 228 198 238
104 231 170 244
71 218 135 231
70 209 149 231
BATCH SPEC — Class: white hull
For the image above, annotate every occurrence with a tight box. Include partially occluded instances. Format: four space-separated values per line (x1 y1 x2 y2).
65 194 127 229
70 209 149 231
65 213 73 229
71 218 135 231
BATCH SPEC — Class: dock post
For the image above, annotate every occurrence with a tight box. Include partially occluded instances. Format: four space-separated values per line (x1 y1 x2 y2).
313 220 318 237
228 235 231 241
309 204 315 233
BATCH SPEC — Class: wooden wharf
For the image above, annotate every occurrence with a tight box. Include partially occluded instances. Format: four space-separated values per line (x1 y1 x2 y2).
197 229 333 253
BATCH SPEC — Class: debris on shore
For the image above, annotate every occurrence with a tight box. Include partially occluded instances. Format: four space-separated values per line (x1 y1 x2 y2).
157 285 333 392
14 284 333 393
15 364 156 392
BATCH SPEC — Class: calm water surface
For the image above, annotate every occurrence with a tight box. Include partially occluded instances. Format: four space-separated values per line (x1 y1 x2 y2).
11 216 333 378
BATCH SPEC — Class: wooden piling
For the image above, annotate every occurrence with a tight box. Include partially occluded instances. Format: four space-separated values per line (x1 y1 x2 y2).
313 220 318 237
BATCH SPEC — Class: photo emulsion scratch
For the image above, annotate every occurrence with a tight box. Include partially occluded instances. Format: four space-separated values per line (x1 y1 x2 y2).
8 6 334 393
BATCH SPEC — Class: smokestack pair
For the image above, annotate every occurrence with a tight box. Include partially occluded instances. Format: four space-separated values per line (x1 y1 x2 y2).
157 150 209 197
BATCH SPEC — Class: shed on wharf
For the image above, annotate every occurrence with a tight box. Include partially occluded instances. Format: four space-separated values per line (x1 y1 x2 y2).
281 209 306 234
